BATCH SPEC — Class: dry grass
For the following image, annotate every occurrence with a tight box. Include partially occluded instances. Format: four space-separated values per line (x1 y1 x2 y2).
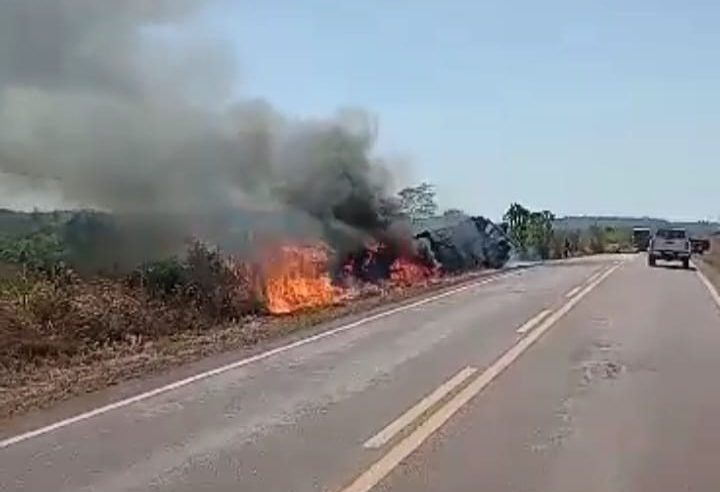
0 270 213 418
703 238 720 270
0 264 497 421
696 237 720 288
1 273 202 364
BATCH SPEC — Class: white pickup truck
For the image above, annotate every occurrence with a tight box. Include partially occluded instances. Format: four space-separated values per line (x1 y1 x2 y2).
648 228 691 269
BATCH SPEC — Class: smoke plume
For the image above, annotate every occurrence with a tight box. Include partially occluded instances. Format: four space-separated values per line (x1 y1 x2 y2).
0 0 402 266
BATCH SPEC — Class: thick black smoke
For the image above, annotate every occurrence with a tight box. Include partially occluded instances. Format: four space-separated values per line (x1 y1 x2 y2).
0 1 403 268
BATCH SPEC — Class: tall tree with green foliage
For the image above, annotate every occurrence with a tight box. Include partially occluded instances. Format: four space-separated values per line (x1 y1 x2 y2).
398 182 439 221
504 204 555 258
503 202 531 252
527 210 555 259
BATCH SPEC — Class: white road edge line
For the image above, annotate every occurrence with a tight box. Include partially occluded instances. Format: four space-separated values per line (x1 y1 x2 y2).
565 286 582 298
0 272 517 450
363 366 478 450
340 262 623 492
516 309 552 335
695 265 720 310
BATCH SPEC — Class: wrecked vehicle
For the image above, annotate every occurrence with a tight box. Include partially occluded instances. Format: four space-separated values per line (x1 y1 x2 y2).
412 213 511 272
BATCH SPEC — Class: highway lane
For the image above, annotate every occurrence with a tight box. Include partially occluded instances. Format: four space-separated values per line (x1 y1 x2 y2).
371 257 720 492
6 254 713 491
0 257 609 491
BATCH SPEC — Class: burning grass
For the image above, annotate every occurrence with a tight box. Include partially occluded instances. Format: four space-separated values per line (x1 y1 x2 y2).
0 238 446 419
261 244 339 314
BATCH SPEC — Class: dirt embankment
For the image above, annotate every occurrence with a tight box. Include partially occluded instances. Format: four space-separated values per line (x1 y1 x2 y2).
696 238 720 286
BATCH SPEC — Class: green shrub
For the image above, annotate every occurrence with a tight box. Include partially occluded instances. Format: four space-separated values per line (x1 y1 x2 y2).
132 242 261 320
133 257 188 298
0 230 67 273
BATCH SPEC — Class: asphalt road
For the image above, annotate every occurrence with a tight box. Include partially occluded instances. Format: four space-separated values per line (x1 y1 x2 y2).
3 254 720 492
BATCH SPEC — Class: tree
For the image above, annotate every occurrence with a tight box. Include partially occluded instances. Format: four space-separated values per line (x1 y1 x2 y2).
503 203 531 252
527 210 555 259
398 183 439 221
504 204 556 258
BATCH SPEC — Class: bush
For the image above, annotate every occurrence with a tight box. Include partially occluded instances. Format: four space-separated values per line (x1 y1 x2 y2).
0 240 261 371
0 231 67 273
550 226 633 258
132 242 262 320
705 238 720 269
550 230 581 259
0 271 205 367
134 257 188 298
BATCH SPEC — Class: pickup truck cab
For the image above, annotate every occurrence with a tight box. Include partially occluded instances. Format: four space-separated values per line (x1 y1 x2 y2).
648 228 691 268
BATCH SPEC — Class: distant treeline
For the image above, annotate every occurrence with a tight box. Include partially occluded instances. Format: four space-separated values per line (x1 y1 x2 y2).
2 208 718 272
554 216 720 238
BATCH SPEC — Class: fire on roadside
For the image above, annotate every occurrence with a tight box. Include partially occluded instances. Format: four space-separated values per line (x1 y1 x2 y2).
260 243 339 315
258 240 438 315
389 256 436 285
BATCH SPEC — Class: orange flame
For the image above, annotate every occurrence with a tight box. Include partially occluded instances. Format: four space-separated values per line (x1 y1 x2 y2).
259 240 438 315
262 244 339 314
390 256 435 286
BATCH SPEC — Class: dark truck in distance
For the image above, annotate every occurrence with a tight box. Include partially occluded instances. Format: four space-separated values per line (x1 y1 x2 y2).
690 238 711 255
632 227 651 252
648 228 691 268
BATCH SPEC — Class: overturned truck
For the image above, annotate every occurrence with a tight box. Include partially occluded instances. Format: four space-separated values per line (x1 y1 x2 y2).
413 213 512 272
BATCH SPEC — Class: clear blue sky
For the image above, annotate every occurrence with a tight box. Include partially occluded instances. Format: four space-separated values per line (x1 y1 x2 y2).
204 0 719 221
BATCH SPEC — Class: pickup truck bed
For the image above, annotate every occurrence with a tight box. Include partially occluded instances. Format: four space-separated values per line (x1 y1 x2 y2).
649 228 691 268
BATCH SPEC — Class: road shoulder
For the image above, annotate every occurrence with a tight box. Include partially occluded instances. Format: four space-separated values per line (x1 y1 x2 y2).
1 266 517 436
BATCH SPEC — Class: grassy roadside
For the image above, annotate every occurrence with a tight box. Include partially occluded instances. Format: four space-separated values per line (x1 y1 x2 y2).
695 239 720 289
0 268 505 421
